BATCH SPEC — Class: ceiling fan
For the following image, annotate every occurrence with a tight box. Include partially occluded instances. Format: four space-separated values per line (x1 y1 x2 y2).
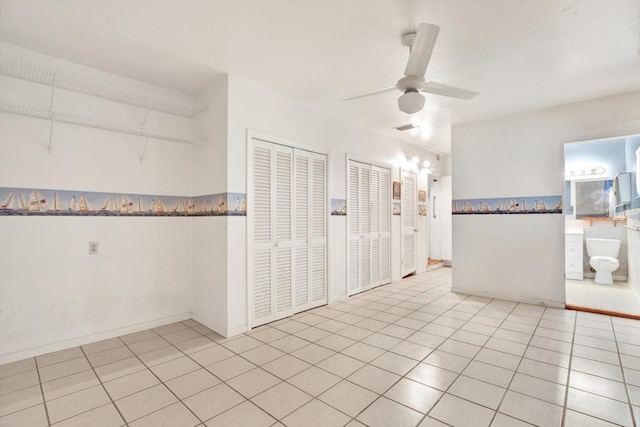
343 23 478 114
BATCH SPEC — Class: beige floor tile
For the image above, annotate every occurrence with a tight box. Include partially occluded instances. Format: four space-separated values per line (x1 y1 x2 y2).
268 335 309 353
378 324 415 340
318 380 377 417
138 346 183 367
249 326 289 343
39 357 92 383
261 354 310 380
46 384 110 424
221 336 262 353
183 383 245 421
115 384 177 422
0 358 36 379
82 338 124 355
340 341 386 363
227 368 281 398
0 369 39 396
509 373 566 406
361 333 401 350
348 364 400 394
448 375 506 410
129 402 199 427
0 385 43 416
282 399 351 427
475 348 522 370
370 351 418 376
406 363 458 391
290 343 336 364
240 345 284 366
315 334 356 352
87 346 134 368
423 349 470 373
499 390 563 427
287 366 341 396
36 347 84 368
42 370 100 401
563 409 620 427
103 369 160 400
516 358 567 385
175 336 217 354
165 368 220 399
270 319 309 334
251 381 312 419
153 322 190 336
205 355 255 381
336 325 374 341
317 353 365 378
127 337 171 355
190 345 234 367
0 403 48 427
430 394 495 427
150 356 200 382
52 403 124 427
205 400 275 427
163 329 202 345
119 329 159 345
566 387 633 427
389 340 434 361
383 378 442 413
94 357 146 382
357 396 423 427
570 356 624 382
293 327 331 342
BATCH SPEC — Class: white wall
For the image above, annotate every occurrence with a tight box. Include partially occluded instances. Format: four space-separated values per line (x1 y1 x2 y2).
451 91 640 307
0 45 196 363
224 75 441 334
191 76 229 335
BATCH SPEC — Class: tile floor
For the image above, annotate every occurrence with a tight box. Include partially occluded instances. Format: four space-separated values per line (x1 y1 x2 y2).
566 278 640 317
1 267 639 427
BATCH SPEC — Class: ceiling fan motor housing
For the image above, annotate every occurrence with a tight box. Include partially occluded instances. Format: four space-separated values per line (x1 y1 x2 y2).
398 90 425 114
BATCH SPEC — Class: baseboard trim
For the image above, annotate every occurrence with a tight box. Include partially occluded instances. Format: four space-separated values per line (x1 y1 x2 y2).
191 313 229 338
451 286 565 309
0 312 192 365
330 294 349 304
566 305 640 320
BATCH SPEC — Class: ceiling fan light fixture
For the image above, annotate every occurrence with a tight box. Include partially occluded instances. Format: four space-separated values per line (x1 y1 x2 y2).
397 90 425 114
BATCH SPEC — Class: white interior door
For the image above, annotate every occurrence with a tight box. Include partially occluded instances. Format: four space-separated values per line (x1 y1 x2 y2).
359 164 372 290
309 153 327 307
249 138 327 328
347 162 361 295
429 178 442 260
274 145 295 319
401 170 417 277
379 167 391 285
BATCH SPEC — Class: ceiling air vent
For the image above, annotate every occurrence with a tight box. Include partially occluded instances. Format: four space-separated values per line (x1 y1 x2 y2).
393 123 419 132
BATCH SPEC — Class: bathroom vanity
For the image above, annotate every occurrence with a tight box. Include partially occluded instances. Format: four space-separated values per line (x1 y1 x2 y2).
565 228 584 280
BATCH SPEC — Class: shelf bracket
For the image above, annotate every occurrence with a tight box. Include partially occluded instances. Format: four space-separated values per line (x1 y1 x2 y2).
47 73 57 153
140 137 149 164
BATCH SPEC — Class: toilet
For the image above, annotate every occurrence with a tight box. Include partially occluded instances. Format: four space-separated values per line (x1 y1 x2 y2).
585 238 621 285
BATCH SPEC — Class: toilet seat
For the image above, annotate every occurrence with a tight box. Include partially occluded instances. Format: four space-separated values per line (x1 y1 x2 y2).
591 256 618 264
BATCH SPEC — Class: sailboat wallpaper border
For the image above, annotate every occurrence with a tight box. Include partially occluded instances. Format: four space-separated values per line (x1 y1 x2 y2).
452 195 563 215
0 187 246 217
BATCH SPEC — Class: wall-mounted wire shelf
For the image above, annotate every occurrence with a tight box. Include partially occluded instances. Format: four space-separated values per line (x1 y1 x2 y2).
0 102 197 144
0 54 202 118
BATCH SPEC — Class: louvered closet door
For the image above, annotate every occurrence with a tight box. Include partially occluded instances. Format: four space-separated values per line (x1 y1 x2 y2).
309 153 327 307
274 145 295 319
401 170 417 277
347 162 361 295
250 138 327 328
369 166 381 288
293 150 311 311
359 164 372 290
379 167 391 284
250 140 275 326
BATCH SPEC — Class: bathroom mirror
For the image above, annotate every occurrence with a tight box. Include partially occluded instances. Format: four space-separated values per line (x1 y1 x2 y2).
574 179 613 218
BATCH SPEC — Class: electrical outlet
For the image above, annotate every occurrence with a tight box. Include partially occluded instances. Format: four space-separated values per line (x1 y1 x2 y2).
89 241 99 255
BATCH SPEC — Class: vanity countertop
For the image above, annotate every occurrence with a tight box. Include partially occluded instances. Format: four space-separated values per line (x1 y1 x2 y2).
565 228 584 235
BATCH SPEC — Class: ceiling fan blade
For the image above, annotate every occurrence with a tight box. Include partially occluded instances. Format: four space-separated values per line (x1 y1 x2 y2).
404 23 440 77
421 81 479 100
341 86 397 101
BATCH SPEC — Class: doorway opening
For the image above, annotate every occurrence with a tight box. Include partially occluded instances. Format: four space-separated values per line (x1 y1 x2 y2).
564 135 640 319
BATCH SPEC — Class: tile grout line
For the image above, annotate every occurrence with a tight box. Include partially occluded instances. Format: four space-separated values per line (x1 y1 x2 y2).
559 307 577 427
611 316 637 427
33 357 53 427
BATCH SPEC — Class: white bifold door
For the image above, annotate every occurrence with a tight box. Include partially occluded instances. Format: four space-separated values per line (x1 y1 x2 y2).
401 169 417 277
249 138 327 328
347 160 391 295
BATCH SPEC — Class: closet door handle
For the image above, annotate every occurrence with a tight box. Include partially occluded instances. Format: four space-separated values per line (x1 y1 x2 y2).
433 196 437 219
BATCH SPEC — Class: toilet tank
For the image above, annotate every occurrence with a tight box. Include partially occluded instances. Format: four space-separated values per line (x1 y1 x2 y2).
585 238 621 257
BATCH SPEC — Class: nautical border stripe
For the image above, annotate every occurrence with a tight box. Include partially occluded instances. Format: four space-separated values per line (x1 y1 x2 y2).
452 195 563 215
0 187 246 217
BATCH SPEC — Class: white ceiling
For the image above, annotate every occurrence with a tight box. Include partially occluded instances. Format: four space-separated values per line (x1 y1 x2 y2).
1 0 638 154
